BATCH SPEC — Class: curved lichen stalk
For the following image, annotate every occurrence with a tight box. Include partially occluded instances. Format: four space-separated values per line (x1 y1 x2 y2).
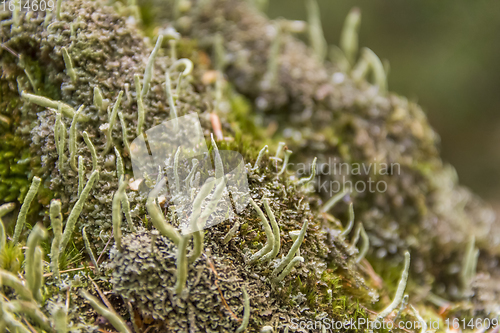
377 251 411 320
248 198 275 264
146 178 181 245
271 219 309 280
59 170 99 255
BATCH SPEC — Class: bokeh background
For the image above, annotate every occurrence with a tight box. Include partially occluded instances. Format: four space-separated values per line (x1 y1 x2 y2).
267 0 500 206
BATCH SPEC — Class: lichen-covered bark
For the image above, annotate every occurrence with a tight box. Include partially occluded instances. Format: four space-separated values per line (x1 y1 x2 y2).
146 0 500 305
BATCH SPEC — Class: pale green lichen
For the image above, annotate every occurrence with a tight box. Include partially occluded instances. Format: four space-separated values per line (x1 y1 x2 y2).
104 91 124 154
274 256 304 283
340 202 354 238
49 200 62 280
174 234 189 295
142 35 164 97
305 0 327 62
13 176 41 244
377 251 411 320
340 7 361 67
271 219 308 280
25 224 47 302
252 145 268 171
146 179 181 245
81 290 131 333
69 105 84 171
61 47 77 82
59 170 99 254
112 176 128 251
260 198 280 263
248 197 274 263
82 131 97 173
235 286 250 333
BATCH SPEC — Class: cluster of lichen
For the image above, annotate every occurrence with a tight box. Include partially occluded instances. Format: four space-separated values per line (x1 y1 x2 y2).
0 0 499 331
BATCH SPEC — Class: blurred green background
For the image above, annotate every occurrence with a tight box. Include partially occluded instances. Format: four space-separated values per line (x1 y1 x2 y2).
267 0 500 204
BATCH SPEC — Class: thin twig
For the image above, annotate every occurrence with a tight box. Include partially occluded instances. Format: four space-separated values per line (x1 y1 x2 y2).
97 236 113 265
43 266 95 277
0 43 19 58
88 275 114 310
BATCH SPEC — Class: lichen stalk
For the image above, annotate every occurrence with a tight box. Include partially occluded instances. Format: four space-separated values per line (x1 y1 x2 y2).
52 306 67 333
49 200 63 280
0 270 34 301
69 105 84 171
13 176 41 244
134 74 145 136
55 111 67 172
142 35 164 97
113 176 127 251
61 47 77 82
355 224 369 263
340 202 355 237
118 112 130 153
146 178 181 245
0 203 15 252
105 91 124 154
252 145 268 171
274 256 304 282
59 170 99 255
25 224 47 302
277 149 292 176
271 219 308 278
20 91 81 119
305 0 327 61
297 157 317 186
175 235 189 295
260 198 280 262
81 290 132 333
77 156 84 197
248 198 275 263
321 188 349 213
211 134 224 180
377 251 411 319
235 286 250 333
410 305 427 333
340 7 361 66
83 131 98 173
